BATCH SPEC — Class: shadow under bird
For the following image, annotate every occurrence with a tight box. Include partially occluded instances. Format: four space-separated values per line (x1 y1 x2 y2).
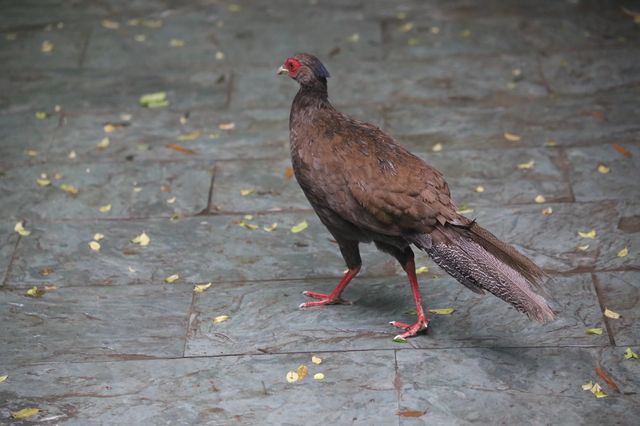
278 53 556 341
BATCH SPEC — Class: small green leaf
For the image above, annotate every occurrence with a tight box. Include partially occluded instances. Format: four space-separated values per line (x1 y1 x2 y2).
586 327 603 335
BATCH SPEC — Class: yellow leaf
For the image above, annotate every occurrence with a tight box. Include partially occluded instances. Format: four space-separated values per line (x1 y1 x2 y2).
131 232 150 246
429 308 455 315
99 204 112 213
542 207 553 215
133 186 142 193
399 22 414 32
218 122 236 130
597 164 610 174
96 137 110 149
36 177 51 187
193 283 212 293
432 143 443 152
586 327 603 335
291 220 308 233
101 19 120 29
88 241 101 252
60 183 79 195
313 373 325 380
11 407 40 419
14 221 31 236
604 308 620 319
169 38 185 47
167 196 176 204
578 229 597 239
243 215 254 220
286 371 299 383
504 132 521 142
103 124 115 133
164 274 180 283
239 221 258 230
0 375 7 383
177 130 201 141
297 364 309 380
228 3 241 12
624 347 638 359
213 315 229 324
240 188 255 196
581 381 593 391
215 51 225 60
139 92 168 108
68 150 77 159
577 244 590 251
26 149 38 156
35 111 48 119
415 266 429 274
25 286 44 298
347 32 360 43
456 207 474 215
93 233 105 241
461 29 472 37
617 247 628 258
311 355 322 365
590 383 607 398
141 19 163 28
534 195 546 204
517 160 535 169
475 185 485 193
431 26 440 34
41 40 54 53
263 223 278 232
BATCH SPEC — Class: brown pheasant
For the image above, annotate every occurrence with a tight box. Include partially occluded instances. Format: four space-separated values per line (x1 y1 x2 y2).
278 53 555 341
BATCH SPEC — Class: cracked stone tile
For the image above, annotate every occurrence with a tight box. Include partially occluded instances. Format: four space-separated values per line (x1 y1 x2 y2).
0 351 397 425
566 143 640 202
396 347 640 425
0 284 191 365
184 273 604 356
0 110 59 166
0 161 213 221
595 271 640 346
0 222 20 287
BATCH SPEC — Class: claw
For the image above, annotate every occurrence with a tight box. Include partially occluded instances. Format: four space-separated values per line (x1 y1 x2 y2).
390 318 430 341
299 291 351 308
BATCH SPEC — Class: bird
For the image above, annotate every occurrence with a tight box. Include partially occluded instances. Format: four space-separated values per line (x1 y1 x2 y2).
277 53 556 341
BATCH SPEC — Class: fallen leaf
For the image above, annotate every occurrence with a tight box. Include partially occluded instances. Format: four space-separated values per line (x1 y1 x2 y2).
624 347 638 359
407 37 419 46
167 196 176 204
456 207 474 215
590 111 607 121
134 34 146 42
243 215 253 220
93 233 104 241
215 51 225 60
291 220 308 233
581 381 594 391
131 232 150 246
595 367 620 393
545 140 557 147
133 186 142 193
399 22 414 32
311 355 322 365
164 274 180 283
240 188 255 196
44 285 57 291
604 308 620 319
228 3 241 12
97 137 110 149
218 122 235 130
139 92 168 108
597 164 610 174
313 373 325 380
101 19 120 29
432 143 443 152
578 229 597 239
165 143 196 155
141 19 163 28
586 327 603 335
193 283 212 293
60 183 79 195
577 244 590 251
26 149 38 156
25 286 44 298
14 221 31 236
542 207 553 215
11 408 40 419
460 29 472 37
103 124 115 133
263 223 278 232
415 266 429 274
169 38 185 47
431 26 440 34
177 130 201 141
68 150 77 159
99 204 112 213
88 241 101 252
347 32 360 42
504 132 521 142
398 410 427 418
611 143 632 158
286 371 299 383
213 315 229 324
429 308 455 315
239 221 258 230
36 176 51 187
0 375 7 383
475 185 485 193
534 195 546 203
41 40 54 53
284 167 294 178
35 111 48 119
617 247 628 258
590 382 607 398
297 365 309 380
517 160 535 169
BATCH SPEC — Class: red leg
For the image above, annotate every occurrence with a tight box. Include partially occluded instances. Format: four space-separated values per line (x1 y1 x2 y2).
299 266 360 308
390 257 430 342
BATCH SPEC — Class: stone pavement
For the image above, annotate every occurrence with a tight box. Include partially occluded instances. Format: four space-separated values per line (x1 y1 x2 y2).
1 0 639 424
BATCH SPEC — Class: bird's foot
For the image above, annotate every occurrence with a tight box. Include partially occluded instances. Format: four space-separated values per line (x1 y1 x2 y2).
390 318 430 342
299 291 352 308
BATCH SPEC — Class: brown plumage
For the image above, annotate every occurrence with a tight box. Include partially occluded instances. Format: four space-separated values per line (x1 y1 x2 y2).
278 53 555 341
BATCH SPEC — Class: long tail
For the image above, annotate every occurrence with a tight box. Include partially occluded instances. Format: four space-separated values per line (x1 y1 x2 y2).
412 222 556 323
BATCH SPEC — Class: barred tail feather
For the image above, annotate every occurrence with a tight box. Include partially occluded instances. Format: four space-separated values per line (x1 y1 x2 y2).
416 224 556 323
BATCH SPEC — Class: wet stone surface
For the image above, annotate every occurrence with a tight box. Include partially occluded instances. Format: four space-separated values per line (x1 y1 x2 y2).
0 0 638 424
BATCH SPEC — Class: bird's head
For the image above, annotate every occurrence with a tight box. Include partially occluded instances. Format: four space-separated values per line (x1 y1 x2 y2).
277 53 330 86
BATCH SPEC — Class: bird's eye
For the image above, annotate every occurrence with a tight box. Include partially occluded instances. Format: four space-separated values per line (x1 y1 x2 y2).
287 61 294 69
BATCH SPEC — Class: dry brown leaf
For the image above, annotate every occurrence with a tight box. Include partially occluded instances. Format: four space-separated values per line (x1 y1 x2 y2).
595 367 620 393
398 410 427 418
611 143 632 158
297 365 309 380
165 143 196 155
284 167 294 179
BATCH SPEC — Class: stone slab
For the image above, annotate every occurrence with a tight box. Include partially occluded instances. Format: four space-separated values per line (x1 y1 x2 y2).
595 271 640 347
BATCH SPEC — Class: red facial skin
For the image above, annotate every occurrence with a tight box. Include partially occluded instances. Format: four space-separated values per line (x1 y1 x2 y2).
283 57 302 77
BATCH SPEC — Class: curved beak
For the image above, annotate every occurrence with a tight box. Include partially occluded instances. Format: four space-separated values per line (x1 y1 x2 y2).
277 65 288 76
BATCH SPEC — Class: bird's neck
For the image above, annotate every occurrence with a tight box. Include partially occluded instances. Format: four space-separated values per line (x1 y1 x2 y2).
292 79 331 112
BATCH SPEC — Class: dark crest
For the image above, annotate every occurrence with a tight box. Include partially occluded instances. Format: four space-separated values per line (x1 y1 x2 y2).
294 53 331 79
